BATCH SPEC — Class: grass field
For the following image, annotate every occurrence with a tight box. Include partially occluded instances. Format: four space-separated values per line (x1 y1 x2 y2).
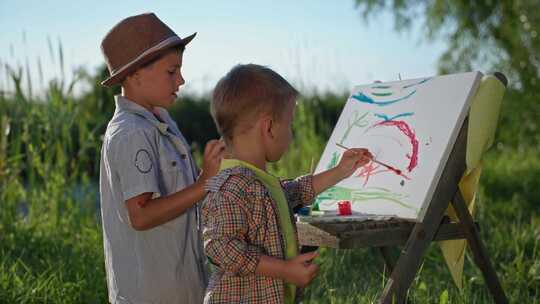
0 66 538 303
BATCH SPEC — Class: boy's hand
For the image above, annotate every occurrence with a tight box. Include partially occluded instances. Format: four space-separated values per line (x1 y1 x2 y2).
336 148 372 180
312 148 372 195
199 139 226 182
282 251 320 288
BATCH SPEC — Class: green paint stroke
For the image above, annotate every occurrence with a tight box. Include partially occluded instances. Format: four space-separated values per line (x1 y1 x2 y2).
371 92 393 97
316 186 417 211
371 85 391 89
339 111 369 145
326 151 340 170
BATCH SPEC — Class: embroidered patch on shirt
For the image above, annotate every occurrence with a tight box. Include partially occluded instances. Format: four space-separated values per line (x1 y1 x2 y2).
134 149 153 173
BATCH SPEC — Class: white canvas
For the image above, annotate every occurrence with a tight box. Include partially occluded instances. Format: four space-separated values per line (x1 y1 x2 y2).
314 72 482 221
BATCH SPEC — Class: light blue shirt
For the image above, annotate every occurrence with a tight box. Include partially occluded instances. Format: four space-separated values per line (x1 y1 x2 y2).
99 95 208 304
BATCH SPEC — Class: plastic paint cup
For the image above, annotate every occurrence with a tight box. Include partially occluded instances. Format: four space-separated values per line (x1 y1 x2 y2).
298 206 311 216
338 200 352 216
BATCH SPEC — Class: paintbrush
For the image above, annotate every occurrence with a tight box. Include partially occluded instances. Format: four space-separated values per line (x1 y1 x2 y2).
335 142 403 176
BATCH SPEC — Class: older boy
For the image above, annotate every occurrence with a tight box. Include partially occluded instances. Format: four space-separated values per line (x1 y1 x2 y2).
99 13 224 304
202 64 372 303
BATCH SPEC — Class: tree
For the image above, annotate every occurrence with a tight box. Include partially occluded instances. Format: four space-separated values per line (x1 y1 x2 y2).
353 0 539 93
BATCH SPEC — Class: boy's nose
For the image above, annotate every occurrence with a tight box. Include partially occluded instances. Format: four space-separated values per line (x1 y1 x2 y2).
176 74 185 87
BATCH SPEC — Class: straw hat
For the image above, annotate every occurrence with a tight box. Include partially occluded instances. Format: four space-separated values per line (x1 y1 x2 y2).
101 13 196 87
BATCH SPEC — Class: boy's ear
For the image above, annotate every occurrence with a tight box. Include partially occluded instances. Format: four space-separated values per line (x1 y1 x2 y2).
125 70 141 86
260 115 275 140
267 118 276 139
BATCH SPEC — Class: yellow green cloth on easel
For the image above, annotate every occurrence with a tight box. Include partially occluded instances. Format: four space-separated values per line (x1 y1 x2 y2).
439 74 506 289
220 159 298 304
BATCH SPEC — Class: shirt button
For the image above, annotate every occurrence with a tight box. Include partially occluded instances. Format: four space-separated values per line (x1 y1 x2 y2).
180 154 187 160
171 161 177 167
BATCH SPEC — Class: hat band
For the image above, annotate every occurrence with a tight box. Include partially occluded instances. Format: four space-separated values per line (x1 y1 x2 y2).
111 35 182 75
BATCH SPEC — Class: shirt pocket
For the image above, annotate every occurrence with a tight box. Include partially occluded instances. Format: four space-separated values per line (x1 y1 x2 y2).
159 153 181 196
157 155 187 233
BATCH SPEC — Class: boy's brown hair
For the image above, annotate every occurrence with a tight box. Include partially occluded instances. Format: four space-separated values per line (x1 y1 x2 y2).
211 64 299 141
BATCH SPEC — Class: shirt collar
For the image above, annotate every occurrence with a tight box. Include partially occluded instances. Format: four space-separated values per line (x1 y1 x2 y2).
115 95 170 135
220 158 279 186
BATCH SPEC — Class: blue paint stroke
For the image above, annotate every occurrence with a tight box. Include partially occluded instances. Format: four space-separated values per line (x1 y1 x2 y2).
402 78 431 89
374 112 415 121
352 90 416 106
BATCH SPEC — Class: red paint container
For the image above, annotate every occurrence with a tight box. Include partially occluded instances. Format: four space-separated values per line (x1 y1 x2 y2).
338 200 352 216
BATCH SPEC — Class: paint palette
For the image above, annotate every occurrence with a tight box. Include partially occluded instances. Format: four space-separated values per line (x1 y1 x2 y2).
314 72 482 221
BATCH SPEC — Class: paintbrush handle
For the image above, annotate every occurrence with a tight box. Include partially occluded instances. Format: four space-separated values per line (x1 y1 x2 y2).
335 142 348 150
336 142 378 163
335 142 393 168
370 158 387 167
371 158 402 175
334 142 402 175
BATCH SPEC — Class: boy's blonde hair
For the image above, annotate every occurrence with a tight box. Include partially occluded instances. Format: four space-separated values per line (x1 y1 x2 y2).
211 64 299 141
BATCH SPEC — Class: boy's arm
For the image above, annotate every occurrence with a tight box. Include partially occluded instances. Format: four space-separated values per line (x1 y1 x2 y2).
125 180 206 231
312 148 373 196
280 175 315 209
311 166 348 196
114 130 224 231
281 167 352 209
281 149 372 208
256 253 319 288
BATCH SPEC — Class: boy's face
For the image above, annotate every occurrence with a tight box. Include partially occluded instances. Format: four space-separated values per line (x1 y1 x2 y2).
134 50 184 109
265 99 296 162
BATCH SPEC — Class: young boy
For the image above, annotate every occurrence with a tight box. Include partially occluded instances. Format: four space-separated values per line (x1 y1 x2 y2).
202 64 372 303
99 13 225 303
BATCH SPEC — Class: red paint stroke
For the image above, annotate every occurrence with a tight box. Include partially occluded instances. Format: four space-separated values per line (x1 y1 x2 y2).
369 120 419 172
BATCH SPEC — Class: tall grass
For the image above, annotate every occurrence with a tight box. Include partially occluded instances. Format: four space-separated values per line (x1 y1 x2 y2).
0 54 539 304
0 64 107 303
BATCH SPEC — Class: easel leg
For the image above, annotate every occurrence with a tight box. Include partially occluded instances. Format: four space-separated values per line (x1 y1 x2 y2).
379 218 446 304
378 246 396 277
380 117 469 304
451 191 509 304
379 247 416 304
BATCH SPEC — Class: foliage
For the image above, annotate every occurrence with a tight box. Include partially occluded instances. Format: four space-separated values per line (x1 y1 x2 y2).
1 3 539 299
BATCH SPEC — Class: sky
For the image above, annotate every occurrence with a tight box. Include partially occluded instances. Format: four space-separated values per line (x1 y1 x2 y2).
0 0 447 96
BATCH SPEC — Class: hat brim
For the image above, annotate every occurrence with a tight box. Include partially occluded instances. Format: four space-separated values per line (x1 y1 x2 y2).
101 32 196 87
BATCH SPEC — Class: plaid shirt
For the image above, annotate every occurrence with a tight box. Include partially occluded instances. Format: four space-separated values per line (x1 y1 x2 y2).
202 166 315 304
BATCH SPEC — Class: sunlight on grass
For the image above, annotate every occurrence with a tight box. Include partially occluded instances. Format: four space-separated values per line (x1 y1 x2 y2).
1 53 538 303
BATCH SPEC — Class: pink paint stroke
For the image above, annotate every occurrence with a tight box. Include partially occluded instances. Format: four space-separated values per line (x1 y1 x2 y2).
370 120 419 172
356 162 384 186
356 161 410 187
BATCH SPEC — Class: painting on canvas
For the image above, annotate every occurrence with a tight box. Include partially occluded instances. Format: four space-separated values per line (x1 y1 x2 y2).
314 72 482 221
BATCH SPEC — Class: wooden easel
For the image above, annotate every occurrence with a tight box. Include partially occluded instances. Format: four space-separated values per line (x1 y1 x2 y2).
298 100 508 303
